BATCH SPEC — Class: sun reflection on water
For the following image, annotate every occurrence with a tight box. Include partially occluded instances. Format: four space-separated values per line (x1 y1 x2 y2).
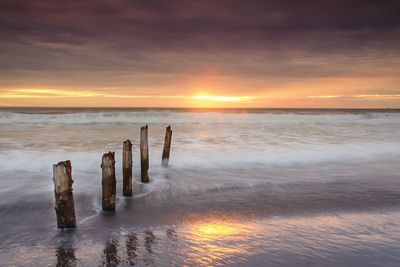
182 219 255 266
196 222 238 237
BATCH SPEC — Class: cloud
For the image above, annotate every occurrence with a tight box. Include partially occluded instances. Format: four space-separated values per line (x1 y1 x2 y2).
0 89 257 104
307 95 343 99
1 1 399 67
356 94 400 99
0 89 105 98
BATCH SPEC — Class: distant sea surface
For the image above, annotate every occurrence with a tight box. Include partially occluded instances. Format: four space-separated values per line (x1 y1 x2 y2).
1 108 400 266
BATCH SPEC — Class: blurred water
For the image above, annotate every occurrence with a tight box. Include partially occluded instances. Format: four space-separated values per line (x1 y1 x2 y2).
0 108 399 266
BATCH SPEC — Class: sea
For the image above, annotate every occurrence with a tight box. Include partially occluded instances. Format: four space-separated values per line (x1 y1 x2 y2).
0 108 399 266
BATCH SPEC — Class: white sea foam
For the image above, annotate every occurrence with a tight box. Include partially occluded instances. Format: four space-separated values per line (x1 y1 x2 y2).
1 109 399 174
1 140 399 174
0 110 399 125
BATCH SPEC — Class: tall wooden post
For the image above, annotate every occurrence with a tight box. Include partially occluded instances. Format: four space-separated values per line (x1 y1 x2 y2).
162 126 173 167
102 152 116 211
123 140 133 197
53 160 76 229
140 125 149 183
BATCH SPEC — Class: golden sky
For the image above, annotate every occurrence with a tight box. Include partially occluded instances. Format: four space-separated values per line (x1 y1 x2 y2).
1 74 400 108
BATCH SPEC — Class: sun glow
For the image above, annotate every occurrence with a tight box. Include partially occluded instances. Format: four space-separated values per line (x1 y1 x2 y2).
193 95 241 102
192 95 254 102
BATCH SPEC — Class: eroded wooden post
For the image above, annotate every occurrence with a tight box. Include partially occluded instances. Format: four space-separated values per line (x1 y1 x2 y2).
140 125 149 183
162 125 172 167
102 152 116 211
123 140 133 197
53 160 76 229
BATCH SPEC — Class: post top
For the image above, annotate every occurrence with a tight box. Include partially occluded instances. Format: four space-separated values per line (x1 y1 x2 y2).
53 160 73 192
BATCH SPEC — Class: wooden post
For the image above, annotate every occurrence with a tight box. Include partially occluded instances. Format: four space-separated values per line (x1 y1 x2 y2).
162 126 173 167
53 160 76 229
102 152 116 211
123 140 133 197
140 125 149 183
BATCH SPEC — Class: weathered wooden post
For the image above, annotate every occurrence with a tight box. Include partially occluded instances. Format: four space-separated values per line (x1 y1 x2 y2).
122 140 133 197
140 125 149 183
102 152 116 211
53 160 76 229
162 126 173 167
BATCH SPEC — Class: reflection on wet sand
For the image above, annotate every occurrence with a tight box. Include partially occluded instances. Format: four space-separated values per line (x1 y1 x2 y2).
48 213 400 266
102 239 120 267
143 231 156 265
126 234 138 265
144 231 156 254
166 228 177 240
3 211 400 266
56 242 77 267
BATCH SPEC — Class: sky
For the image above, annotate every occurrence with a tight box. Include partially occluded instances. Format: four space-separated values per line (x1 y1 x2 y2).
0 0 400 108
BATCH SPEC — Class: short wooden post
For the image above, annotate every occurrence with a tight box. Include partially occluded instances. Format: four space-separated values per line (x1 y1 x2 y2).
123 140 133 197
140 125 149 183
102 152 116 211
53 160 76 229
162 126 173 167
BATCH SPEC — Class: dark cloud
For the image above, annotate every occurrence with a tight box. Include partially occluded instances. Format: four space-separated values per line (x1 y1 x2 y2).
0 0 399 88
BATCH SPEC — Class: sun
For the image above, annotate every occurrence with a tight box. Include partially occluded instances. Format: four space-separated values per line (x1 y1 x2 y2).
190 94 255 107
193 95 242 102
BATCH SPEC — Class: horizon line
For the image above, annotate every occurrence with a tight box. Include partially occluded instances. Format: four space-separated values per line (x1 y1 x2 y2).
1 106 399 110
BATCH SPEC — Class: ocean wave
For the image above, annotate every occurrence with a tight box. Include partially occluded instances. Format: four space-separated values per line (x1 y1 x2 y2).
0 141 399 173
0 110 399 125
